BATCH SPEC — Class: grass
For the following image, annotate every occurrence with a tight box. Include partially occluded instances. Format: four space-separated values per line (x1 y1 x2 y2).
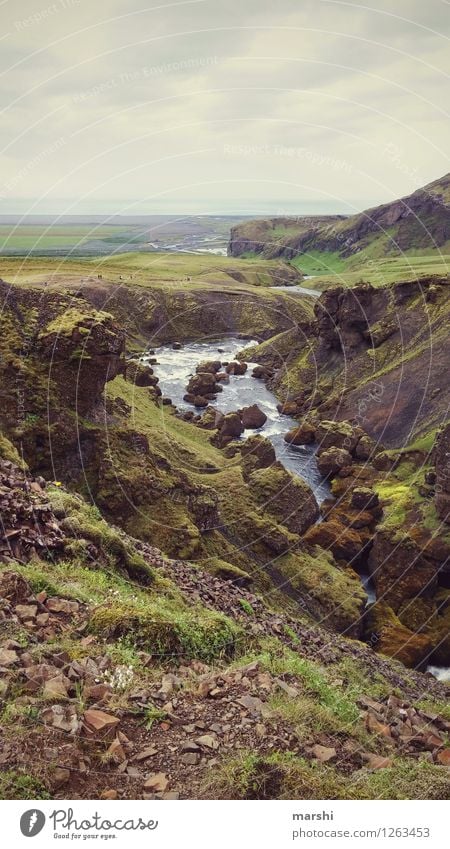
0 770 50 800
204 750 450 800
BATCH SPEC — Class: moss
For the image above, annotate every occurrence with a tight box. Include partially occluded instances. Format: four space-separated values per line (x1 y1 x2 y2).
89 596 243 663
0 770 49 800
0 433 27 468
41 306 113 338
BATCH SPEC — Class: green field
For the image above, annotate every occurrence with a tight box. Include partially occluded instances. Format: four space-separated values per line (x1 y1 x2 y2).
295 251 450 290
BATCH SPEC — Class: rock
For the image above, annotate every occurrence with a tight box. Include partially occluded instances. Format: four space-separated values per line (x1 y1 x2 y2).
196 360 221 374
15 604 37 620
216 372 230 383
435 424 450 523
311 744 337 762
277 401 299 416
241 404 267 429
240 435 276 474
436 749 450 766
351 487 380 511
144 772 169 792
362 754 393 769
355 434 378 461
316 420 358 453
0 648 18 666
317 447 353 477
43 675 69 699
84 683 111 701
365 712 392 738
195 734 219 750
193 396 209 408
284 423 315 445
187 372 218 397
126 361 157 387
214 412 244 447
100 789 118 799
225 361 247 375
52 767 70 789
46 598 79 614
248 463 319 534
252 365 268 379
106 738 127 764
181 752 201 765
83 709 120 734
133 747 158 762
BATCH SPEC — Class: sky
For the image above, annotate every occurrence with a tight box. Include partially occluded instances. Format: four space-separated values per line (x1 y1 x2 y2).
0 0 449 215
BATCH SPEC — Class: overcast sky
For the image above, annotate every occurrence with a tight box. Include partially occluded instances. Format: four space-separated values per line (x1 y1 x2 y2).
0 0 449 214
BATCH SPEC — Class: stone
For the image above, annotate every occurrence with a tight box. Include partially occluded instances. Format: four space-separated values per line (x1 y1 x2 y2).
0 648 18 666
181 752 201 765
365 712 392 738
241 405 267 429
362 754 393 769
15 604 37 620
225 361 247 375
52 767 70 788
84 709 120 734
43 675 69 699
317 447 353 477
311 744 337 762
133 746 158 762
144 772 169 792
106 738 127 764
195 734 219 750
100 789 118 799
284 423 315 445
351 487 379 511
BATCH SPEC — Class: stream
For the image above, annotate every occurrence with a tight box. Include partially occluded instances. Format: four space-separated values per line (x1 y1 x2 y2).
144 335 330 505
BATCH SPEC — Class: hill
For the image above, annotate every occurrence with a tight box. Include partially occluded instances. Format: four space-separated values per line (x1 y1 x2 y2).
228 174 450 282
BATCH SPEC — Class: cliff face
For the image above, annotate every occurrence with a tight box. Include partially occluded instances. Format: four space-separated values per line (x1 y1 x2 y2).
248 275 450 448
228 173 450 262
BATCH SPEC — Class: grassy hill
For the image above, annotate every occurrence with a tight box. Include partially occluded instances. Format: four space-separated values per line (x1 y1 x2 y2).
228 174 450 289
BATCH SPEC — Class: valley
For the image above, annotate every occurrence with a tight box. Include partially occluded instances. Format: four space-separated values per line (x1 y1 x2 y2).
0 182 449 802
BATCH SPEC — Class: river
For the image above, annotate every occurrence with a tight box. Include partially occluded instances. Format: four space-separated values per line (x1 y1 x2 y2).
144 335 330 505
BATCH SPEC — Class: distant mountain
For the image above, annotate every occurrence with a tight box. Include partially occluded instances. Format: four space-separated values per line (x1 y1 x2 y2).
228 173 450 264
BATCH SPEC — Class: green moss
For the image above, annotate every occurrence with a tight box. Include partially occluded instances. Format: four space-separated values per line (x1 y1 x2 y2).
89 596 243 664
0 770 49 800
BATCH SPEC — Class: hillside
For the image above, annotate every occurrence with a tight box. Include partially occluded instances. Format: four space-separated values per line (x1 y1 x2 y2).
228 174 450 282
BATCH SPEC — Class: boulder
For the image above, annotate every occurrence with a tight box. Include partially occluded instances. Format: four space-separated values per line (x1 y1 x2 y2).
252 365 268 379
240 435 276 474
248 463 319 534
316 420 358 454
284 423 315 445
126 361 158 387
317 447 353 477
241 404 267 429
225 361 247 375
186 372 218 397
277 401 299 416
365 601 434 668
214 413 244 447
351 487 380 511
196 360 221 374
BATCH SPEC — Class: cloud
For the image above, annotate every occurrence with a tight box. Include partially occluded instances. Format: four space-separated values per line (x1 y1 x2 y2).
0 0 448 213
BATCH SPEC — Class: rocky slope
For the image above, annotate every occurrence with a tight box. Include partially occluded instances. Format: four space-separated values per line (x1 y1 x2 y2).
228 173 450 264
0 456 449 801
